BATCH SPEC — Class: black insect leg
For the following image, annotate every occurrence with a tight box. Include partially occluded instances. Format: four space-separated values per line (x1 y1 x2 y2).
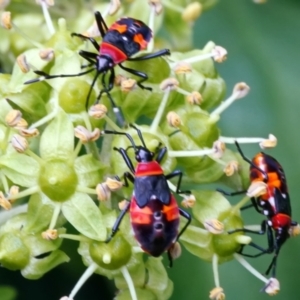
94 11 108 38
127 49 171 61
129 124 147 148
111 147 136 174
118 63 151 91
165 170 191 195
105 201 130 242
71 33 99 51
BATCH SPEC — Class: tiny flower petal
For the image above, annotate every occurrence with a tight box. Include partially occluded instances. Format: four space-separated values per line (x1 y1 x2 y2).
182 2 202 22
160 78 179 91
11 134 28 153
247 181 267 198
233 82 250 99
212 46 227 63
1 11 12 29
89 104 108 119
204 219 224 234
108 0 121 15
121 79 136 92
223 161 239 176
209 287 225 300
181 194 196 208
5 110 22 127
259 134 277 149
39 48 55 61
168 242 181 260
16 54 30 73
0 191 11 210
186 91 202 105
19 128 40 137
263 278 280 295
105 177 123 191
212 140 226 159
167 111 182 128
42 229 58 240
174 62 192 74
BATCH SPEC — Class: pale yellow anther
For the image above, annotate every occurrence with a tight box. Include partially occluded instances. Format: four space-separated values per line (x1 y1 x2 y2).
89 104 108 119
114 74 128 86
223 161 239 176
0 1 10 10
148 0 163 15
209 287 225 300
42 229 58 240
289 223 300 237
186 91 202 105
263 278 280 296
168 242 181 260
259 134 277 149
160 78 179 91
235 234 252 245
182 2 202 22
19 128 40 138
247 181 267 198
7 185 19 203
174 62 192 74
204 219 224 234
35 0 54 7
5 110 22 127
212 140 226 159
96 183 110 201
15 118 28 130
16 54 30 73
108 0 121 15
118 200 129 210
166 111 182 128
74 126 100 143
1 11 12 29
11 134 28 153
233 82 250 99
105 177 123 191
0 191 11 210
181 194 196 208
212 46 227 63
39 48 54 61
121 78 136 92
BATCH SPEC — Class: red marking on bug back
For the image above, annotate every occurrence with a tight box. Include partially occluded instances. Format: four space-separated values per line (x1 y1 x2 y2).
100 42 128 64
271 213 291 230
109 23 128 34
135 161 164 177
134 33 148 49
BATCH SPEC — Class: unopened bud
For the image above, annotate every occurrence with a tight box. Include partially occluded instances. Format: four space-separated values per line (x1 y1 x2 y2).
108 0 121 15
212 140 225 159
39 48 54 61
89 104 107 119
42 229 58 240
167 111 182 128
121 78 136 92
174 62 192 74
186 91 202 105
212 46 227 63
263 278 280 296
223 161 239 176
5 110 22 127
233 82 250 99
11 134 28 153
259 134 277 149
1 11 12 29
181 194 195 208
160 78 179 91
209 287 225 300
168 242 181 260
19 128 39 137
247 181 267 198
182 2 202 22
204 219 224 234
16 54 30 73
0 191 11 210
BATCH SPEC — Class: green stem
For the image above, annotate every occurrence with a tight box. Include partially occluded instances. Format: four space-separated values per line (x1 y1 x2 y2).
30 108 58 129
0 172 9 194
40 0 55 35
230 195 250 216
49 202 62 230
121 266 138 300
168 149 215 157
104 115 121 131
212 254 220 287
59 233 90 243
162 0 184 13
73 140 83 159
81 111 92 132
9 186 40 200
0 203 28 225
76 185 97 195
25 149 44 165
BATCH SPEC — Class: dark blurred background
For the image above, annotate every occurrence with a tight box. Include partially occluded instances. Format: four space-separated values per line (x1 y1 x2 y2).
1 0 300 299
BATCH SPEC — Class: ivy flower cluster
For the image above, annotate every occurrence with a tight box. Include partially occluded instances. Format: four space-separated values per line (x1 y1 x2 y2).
0 0 297 300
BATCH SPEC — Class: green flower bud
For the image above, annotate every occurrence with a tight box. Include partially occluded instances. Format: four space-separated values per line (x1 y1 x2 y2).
0 232 30 270
89 234 132 270
39 159 78 202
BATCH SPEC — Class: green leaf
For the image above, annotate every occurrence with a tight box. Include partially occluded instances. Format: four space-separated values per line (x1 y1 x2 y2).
0 153 39 187
75 154 106 187
21 250 70 279
61 192 106 241
39 109 74 161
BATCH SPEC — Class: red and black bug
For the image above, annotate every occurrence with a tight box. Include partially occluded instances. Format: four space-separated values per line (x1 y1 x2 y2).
24 12 170 126
218 141 298 279
103 124 191 266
